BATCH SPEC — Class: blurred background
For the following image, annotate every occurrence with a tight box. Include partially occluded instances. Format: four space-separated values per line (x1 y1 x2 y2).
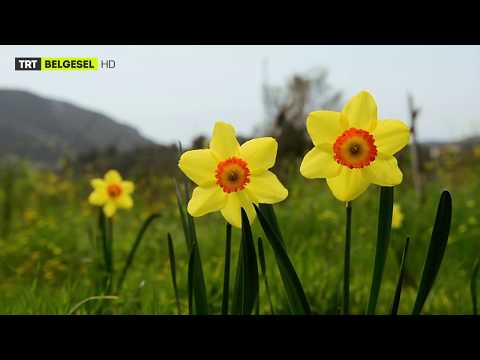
0 45 479 314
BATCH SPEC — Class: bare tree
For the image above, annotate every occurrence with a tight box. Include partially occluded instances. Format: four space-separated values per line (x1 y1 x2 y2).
408 93 424 202
262 65 342 159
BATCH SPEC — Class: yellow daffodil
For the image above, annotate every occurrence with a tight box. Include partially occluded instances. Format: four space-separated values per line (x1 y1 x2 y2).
300 91 410 202
392 203 404 229
88 170 135 218
178 121 288 228
474 145 480 158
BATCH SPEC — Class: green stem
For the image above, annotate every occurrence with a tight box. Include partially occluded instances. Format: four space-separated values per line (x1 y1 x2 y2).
344 201 352 315
107 217 114 294
221 223 232 315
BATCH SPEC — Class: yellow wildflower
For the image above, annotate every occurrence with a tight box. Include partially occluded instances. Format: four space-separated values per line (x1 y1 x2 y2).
300 91 410 202
88 170 135 218
474 145 480 158
179 121 288 228
392 203 404 229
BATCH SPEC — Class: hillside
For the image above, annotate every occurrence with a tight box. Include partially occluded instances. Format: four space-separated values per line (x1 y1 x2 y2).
0 89 154 166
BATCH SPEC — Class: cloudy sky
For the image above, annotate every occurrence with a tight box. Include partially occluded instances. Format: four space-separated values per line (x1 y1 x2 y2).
1 45 479 145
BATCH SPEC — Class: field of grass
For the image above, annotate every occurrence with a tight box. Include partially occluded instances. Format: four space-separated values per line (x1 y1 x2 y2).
0 154 479 315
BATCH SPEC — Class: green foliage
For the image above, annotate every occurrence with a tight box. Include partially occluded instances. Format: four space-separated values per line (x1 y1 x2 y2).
0 159 475 314
412 191 452 314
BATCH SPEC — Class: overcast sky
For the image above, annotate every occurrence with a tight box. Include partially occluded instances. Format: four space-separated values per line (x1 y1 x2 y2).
1 45 479 145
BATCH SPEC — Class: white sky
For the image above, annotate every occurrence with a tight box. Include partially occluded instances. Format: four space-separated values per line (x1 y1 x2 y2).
1 45 479 145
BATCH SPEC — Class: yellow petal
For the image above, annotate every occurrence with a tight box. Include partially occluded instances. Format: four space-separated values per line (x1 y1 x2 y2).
178 149 217 187
91 178 106 189
373 119 410 155
239 137 277 174
246 171 288 204
300 144 341 179
342 91 378 131
103 202 117 218
306 111 345 145
116 194 134 209
362 154 403 186
326 167 370 202
88 189 108 206
122 181 135 194
187 186 227 217
105 170 122 184
209 122 240 160
220 192 256 228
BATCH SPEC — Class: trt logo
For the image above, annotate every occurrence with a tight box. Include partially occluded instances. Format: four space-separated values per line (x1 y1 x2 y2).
100 59 116 69
15 57 41 71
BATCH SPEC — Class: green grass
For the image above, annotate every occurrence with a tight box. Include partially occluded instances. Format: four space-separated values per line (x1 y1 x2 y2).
0 158 478 314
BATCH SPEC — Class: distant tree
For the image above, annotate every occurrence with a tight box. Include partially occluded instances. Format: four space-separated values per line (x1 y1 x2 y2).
262 67 343 160
191 135 207 150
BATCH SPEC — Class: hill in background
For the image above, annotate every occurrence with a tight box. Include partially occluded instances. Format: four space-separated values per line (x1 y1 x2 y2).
0 89 154 167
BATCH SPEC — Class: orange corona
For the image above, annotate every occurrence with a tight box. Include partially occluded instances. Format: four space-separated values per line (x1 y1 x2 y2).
215 157 251 193
107 184 123 198
333 128 378 169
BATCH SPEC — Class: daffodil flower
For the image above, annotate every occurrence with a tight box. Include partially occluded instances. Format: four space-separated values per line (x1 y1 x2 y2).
179 121 288 228
88 170 135 217
300 91 410 202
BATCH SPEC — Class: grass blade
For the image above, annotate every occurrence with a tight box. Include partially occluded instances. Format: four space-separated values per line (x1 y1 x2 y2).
188 215 209 315
258 237 274 315
391 237 410 315
187 243 195 315
117 213 161 292
412 190 452 315
471 257 480 315
367 186 394 314
68 296 119 315
231 209 259 315
254 204 311 315
167 233 182 315
221 223 232 315
175 180 192 251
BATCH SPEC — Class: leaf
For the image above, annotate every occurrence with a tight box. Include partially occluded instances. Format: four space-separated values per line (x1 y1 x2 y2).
221 223 232 315
259 204 285 248
412 190 452 315
367 186 394 314
258 237 274 314
391 237 410 315
116 213 161 292
174 152 208 315
187 215 208 315
175 180 192 251
231 209 259 315
167 233 182 315
187 243 195 315
254 204 311 315
471 257 480 315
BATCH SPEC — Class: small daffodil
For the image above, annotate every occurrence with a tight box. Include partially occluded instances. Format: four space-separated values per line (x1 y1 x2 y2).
88 170 135 218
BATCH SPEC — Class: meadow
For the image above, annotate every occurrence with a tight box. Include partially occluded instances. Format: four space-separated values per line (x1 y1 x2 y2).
0 147 478 315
